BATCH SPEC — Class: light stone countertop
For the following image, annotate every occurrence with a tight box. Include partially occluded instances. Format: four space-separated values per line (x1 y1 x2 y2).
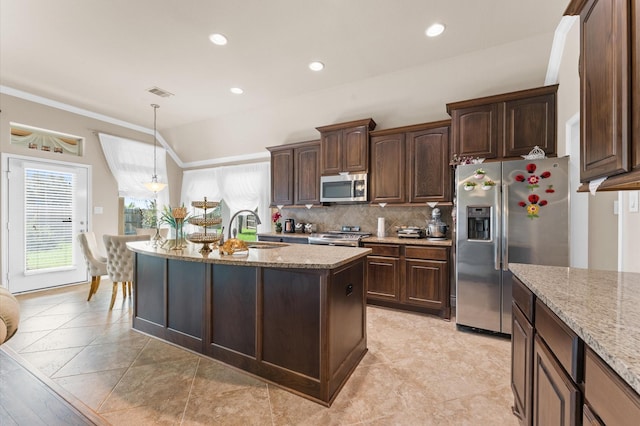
509 263 640 395
127 240 371 270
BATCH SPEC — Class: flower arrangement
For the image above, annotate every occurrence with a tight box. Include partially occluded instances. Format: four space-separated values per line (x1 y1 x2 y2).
515 163 551 191
272 211 282 232
518 194 548 219
473 169 486 179
463 181 477 191
481 179 496 189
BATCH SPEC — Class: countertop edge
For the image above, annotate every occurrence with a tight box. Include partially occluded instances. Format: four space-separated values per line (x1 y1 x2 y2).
127 241 371 270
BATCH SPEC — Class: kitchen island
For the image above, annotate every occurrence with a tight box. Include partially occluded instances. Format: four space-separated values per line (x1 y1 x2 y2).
127 241 371 406
509 263 640 425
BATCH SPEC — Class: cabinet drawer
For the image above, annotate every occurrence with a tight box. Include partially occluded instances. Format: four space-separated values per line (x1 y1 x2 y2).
363 244 400 257
404 246 448 260
535 299 583 382
512 276 534 323
584 348 640 426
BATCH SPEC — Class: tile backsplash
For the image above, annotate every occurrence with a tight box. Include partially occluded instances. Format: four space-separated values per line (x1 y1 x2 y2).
275 203 454 236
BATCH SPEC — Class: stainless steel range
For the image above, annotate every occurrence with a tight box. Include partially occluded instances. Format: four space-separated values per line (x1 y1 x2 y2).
308 226 370 247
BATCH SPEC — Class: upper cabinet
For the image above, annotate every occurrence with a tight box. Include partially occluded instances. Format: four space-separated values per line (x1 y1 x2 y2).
267 140 320 207
567 0 640 190
446 85 558 161
316 118 376 175
370 120 452 204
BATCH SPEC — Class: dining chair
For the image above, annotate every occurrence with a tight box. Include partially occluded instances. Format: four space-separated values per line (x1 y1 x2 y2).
102 234 150 310
77 232 108 301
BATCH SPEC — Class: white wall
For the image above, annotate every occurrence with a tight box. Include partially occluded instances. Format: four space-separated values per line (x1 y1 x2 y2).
618 191 640 273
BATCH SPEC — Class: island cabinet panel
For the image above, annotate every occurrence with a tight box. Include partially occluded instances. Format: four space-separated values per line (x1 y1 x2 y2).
210 265 257 357
262 269 321 379
134 254 166 328
131 247 368 407
328 260 365 397
532 334 581 426
167 260 205 340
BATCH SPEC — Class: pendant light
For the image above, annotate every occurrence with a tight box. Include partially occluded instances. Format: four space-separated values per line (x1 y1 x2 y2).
144 104 167 193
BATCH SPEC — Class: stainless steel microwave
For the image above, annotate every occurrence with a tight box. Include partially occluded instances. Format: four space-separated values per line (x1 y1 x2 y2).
320 173 367 203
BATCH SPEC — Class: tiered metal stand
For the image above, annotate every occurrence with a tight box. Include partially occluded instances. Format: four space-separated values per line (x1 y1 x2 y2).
186 198 222 254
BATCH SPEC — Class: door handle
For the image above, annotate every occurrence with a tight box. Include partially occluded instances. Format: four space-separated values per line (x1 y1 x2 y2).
502 183 509 271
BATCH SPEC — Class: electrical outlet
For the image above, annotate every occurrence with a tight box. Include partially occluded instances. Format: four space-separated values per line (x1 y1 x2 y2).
630 192 639 213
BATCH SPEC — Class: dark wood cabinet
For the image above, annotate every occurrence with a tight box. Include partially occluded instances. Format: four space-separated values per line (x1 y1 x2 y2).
269 147 294 206
511 302 534 426
268 140 320 207
370 120 452 204
447 85 557 161
407 124 451 203
364 244 400 302
370 133 406 203
294 142 321 205
363 242 450 319
532 334 581 426
316 118 376 175
567 0 640 190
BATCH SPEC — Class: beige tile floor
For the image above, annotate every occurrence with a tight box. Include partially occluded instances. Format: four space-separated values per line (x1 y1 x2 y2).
4 280 518 425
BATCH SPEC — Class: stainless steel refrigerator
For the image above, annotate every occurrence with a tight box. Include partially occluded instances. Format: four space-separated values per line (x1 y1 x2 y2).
455 156 569 334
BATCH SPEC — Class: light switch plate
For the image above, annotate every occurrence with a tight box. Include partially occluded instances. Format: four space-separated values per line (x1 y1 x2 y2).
630 192 639 213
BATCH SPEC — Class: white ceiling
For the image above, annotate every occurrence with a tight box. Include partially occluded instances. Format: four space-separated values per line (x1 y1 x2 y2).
1 0 570 164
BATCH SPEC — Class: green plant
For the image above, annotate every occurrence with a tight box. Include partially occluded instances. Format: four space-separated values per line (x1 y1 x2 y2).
141 199 158 228
160 204 191 228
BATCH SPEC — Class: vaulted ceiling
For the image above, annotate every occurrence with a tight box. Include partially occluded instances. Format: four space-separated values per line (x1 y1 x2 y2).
1 0 570 165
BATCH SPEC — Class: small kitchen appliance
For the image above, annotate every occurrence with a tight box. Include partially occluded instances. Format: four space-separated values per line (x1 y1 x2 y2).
320 173 367 203
426 208 449 240
397 227 425 238
284 218 295 233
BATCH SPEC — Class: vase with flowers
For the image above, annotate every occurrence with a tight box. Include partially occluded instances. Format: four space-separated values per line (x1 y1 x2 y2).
272 211 283 233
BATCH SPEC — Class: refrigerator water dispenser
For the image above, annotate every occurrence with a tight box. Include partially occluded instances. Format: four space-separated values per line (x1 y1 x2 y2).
467 207 491 240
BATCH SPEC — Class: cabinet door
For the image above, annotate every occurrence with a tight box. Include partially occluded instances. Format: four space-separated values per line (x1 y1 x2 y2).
294 143 320 205
532 335 580 426
512 302 534 426
504 93 556 158
366 255 400 301
343 125 369 173
580 0 630 182
451 103 500 159
403 258 447 310
270 148 294 206
370 134 406 203
321 130 342 175
633 0 640 171
407 126 451 202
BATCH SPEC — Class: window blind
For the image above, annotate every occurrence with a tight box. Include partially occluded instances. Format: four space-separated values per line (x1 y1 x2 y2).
24 168 75 271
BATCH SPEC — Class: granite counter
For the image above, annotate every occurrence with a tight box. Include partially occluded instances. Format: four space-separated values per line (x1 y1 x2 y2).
509 263 640 396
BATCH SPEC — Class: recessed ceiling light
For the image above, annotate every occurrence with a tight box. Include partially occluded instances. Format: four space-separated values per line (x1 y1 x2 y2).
309 61 324 71
425 23 445 37
230 87 243 95
209 33 228 45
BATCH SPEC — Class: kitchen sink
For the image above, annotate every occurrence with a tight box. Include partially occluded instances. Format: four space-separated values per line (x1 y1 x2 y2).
247 242 288 249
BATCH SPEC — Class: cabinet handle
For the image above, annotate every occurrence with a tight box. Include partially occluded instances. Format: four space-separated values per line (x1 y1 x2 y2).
346 283 353 296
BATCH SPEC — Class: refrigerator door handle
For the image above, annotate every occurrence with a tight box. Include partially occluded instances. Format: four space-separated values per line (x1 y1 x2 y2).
502 182 509 271
494 182 501 271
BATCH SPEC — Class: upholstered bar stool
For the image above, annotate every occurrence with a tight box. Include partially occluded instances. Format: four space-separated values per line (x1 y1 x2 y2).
102 234 150 310
77 232 108 301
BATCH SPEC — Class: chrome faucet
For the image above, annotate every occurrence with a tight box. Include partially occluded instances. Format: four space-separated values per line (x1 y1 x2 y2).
228 210 262 239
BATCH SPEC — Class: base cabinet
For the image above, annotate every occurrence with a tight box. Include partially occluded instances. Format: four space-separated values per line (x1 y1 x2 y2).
511 275 640 425
532 334 581 426
133 252 367 406
364 242 450 319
